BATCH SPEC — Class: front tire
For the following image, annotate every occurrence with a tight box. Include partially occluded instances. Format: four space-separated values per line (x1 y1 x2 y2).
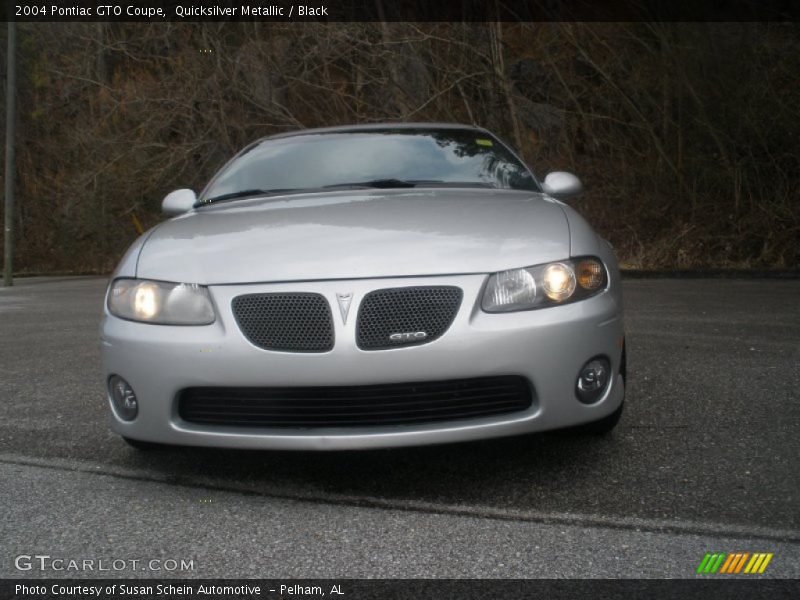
574 401 624 435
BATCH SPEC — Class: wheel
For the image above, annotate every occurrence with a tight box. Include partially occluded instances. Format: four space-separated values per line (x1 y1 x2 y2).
574 401 624 435
122 436 169 451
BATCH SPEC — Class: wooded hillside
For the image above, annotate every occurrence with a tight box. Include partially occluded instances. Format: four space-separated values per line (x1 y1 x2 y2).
1 22 798 273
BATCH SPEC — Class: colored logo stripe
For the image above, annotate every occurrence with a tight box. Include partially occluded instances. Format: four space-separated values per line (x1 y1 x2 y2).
745 553 774 574
697 553 725 574
699 553 774 574
719 553 736 573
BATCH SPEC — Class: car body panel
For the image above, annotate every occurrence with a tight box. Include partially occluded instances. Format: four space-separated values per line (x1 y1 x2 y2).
559 202 604 258
135 189 569 285
101 272 624 450
114 229 155 279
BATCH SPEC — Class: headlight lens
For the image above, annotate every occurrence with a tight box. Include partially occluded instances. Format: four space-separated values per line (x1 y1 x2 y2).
482 257 607 312
108 278 215 325
576 258 605 291
481 268 537 312
543 262 576 302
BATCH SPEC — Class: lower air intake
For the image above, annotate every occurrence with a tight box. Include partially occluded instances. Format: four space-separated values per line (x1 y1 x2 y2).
178 376 533 428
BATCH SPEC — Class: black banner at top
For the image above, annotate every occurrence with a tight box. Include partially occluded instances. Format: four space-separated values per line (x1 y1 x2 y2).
2 0 799 22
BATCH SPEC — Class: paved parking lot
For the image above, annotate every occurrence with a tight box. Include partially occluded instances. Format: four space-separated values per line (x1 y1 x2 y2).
1 277 798 578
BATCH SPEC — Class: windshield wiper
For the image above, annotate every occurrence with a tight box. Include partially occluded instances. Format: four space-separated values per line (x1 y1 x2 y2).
323 179 444 189
201 188 298 205
322 179 500 190
202 180 498 205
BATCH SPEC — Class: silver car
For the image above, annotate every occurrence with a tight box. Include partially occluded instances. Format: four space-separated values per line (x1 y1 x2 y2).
101 123 625 450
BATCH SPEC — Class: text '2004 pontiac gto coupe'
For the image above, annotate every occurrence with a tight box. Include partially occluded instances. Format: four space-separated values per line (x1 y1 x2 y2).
101 124 625 450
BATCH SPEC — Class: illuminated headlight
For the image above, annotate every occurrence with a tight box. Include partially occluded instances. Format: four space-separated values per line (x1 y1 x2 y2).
107 278 215 325
542 263 576 301
482 257 607 312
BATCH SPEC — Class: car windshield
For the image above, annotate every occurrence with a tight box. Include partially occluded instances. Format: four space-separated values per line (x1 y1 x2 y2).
201 128 540 204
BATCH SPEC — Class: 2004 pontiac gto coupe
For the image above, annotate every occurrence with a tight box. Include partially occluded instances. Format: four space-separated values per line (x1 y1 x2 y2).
101 123 625 450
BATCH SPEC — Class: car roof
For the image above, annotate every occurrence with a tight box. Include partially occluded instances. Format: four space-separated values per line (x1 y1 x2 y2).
261 122 492 142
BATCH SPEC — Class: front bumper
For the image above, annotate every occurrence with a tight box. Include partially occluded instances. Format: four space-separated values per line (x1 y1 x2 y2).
100 273 624 450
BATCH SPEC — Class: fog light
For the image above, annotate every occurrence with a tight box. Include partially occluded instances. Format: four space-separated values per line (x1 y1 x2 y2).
109 375 138 421
576 357 610 404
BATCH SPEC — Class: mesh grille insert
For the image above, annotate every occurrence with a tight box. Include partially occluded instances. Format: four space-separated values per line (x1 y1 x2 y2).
356 286 463 350
232 293 334 353
178 376 533 428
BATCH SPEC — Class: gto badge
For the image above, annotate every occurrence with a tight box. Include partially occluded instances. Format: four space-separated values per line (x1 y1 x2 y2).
336 293 353 324
389 331 428 343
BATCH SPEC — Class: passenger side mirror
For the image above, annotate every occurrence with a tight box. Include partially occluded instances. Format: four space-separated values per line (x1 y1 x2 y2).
542 171 583 199
162 189 197 215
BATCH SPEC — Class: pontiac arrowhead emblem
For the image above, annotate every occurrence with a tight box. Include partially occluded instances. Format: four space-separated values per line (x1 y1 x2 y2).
336 293 353 324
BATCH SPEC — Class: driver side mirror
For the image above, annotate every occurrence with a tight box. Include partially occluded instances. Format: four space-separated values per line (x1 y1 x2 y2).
542 171 583 199
162 189 197 215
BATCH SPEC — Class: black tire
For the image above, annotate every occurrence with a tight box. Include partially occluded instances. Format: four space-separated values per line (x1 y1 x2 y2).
574 401 624 435
122 436 169 451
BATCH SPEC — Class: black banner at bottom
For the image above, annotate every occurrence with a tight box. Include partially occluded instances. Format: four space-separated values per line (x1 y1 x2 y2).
2 579 799 600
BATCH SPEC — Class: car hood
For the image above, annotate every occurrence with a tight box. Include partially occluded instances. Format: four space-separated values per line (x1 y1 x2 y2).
136 189 570 285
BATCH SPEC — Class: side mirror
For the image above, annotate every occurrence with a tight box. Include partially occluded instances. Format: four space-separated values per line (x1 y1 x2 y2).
542 171 583 199
162 189 197 215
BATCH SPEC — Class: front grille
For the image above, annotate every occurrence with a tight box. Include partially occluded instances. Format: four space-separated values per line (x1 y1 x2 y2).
232 293 334 353
178 376 532 428
356 286 463 350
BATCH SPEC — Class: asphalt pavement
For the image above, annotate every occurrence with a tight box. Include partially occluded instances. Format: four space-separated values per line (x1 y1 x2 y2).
0 276 798 578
